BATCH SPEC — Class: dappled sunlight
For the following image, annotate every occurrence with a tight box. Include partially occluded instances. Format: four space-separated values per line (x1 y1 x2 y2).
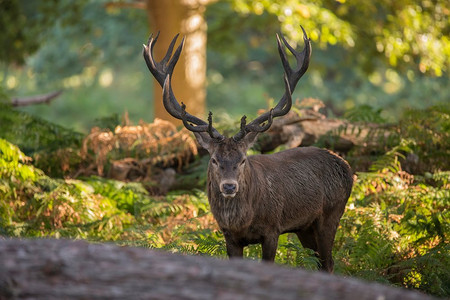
99 69 114 87
6 76 18 89
183 13 207 90
63 66 98 89
185 31 206 89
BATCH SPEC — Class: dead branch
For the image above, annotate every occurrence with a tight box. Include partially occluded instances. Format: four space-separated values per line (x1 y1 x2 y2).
104 1 146 10
11 90 63 107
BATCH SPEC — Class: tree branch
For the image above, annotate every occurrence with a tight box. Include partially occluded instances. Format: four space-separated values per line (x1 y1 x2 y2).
104 1 146 10
11 90 63 107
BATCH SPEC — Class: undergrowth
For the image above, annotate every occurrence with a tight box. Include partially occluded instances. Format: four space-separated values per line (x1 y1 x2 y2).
0 104 449 297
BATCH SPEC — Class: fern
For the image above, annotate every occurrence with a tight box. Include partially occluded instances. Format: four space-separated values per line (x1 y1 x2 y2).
189 230 227 257
369 139 413 173
277 234 320 270
344 105 387 124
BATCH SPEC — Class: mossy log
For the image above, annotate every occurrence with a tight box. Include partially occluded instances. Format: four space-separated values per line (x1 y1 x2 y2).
0 238 434 300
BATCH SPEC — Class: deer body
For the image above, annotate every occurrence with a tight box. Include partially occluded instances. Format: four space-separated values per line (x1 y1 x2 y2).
209 147 352 233
204 142 353 271
143 27 353 272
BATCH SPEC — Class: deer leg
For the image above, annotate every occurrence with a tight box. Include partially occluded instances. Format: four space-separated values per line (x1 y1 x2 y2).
226 243 243 258
315 220 339 273
262 235 279 262
296 227 322 271
296 226 318 253
224 233 244 258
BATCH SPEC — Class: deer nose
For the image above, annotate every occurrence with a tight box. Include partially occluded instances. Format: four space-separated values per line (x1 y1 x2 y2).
222 183 237 194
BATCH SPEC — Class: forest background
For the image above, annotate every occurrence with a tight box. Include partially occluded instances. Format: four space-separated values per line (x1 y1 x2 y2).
0 0 449 297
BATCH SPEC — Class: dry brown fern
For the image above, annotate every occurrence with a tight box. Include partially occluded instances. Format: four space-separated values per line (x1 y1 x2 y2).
80 118 197 183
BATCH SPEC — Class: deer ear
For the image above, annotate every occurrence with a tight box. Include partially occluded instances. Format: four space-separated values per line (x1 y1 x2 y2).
193 132 214 152
242 132 259 149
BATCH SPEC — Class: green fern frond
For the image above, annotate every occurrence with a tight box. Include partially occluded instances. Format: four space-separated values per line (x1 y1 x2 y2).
369 139 414 173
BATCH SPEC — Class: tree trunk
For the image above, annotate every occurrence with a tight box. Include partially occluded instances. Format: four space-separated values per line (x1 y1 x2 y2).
0 238 434 300
145 0 210 125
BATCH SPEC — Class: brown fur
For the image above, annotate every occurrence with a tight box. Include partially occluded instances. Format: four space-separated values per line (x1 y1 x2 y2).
196 134 353 272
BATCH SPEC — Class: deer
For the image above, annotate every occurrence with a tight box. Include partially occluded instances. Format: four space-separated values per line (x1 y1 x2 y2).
143 26 353 273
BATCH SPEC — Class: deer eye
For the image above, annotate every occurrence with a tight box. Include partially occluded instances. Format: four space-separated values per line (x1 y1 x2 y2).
211 158 218 166
240 159 246 166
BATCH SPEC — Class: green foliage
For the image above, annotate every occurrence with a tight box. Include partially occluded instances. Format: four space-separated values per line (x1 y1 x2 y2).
276 234 321 270
336 141 449 296
206 1 449 122
344 105 387 124
2 0 150 132
0 103 83 177
230 0 354 49
398 105 450 172
0 139 133 239
229 0 449 76
2 112 449 296
324 104 449 175
0 0 58 65
369 139 413 173
0 103 82 154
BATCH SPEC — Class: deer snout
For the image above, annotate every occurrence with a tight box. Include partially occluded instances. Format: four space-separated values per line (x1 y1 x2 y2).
220 181 238 198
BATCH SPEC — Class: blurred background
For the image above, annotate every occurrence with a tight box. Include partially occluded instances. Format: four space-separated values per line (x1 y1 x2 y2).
1 0 448 133
1 2 449 294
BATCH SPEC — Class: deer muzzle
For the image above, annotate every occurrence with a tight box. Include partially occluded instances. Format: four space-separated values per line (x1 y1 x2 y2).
220 180 239 198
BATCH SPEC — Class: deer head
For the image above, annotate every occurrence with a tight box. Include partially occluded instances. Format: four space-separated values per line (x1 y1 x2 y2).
143 27 311 198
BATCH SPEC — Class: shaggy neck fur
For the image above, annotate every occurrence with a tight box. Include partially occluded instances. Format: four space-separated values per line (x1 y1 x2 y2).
207 163 255 232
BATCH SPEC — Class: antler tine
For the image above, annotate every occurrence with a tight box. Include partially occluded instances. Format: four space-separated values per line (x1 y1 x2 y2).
233 26 310 141
163 76 223 140
275 73 293 116
276 34 292 82
240 74 291 133
143 35 185 119
161 33 180 67
180 103 221 140
233 115 248 141
143 33 182 86
246 108 274 132
278 27 310 89
180 102 206 131
143 32 160 83
144 33 223 140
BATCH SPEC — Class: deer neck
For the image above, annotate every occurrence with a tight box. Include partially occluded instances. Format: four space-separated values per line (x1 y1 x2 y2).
207 173 253 231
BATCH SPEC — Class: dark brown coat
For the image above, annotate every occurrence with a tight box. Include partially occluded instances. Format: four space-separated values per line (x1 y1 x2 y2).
201 137 353 272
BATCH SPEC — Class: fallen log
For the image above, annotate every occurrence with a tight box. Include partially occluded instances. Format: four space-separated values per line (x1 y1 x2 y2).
0 238 434 300
256 109 393 154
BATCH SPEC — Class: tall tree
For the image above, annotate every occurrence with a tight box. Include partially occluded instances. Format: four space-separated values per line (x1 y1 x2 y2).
110 0 216 124
145 0 216 124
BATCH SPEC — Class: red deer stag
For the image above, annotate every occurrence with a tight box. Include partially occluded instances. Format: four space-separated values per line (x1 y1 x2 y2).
143 27 353 272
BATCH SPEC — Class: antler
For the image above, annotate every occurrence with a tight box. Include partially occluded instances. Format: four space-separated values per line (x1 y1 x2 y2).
143 33 223 140
233 26 311 141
